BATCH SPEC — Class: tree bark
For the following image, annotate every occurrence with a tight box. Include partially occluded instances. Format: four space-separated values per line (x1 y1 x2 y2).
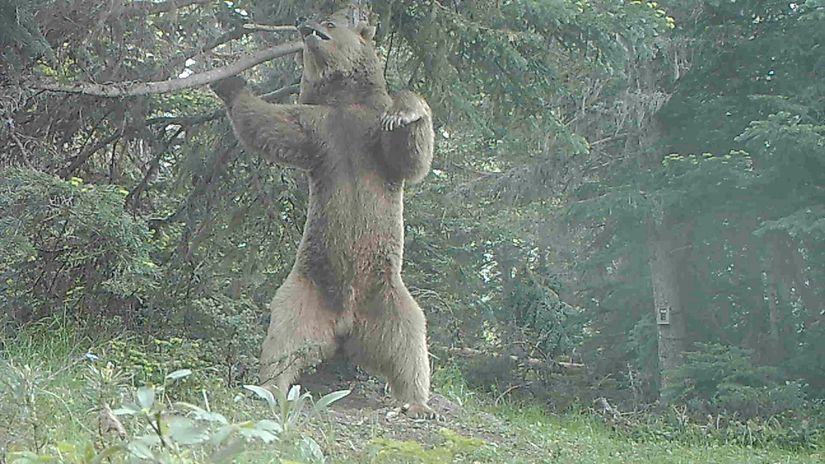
762 234 786 363
648 215 688 399
764 266 783 361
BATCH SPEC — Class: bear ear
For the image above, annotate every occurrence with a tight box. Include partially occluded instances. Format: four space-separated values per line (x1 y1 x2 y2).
358 24 376 42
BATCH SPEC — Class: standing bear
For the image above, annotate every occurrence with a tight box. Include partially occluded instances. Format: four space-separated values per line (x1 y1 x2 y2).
210 8 436 417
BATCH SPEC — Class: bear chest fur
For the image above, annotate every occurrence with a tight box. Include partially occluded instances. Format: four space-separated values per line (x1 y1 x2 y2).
295 105 405 312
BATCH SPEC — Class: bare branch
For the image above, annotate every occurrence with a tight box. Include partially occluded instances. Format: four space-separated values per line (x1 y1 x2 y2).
60 131 122 178
448 347 584 371
167 28 249 71
127 126 185 207
8 131 32 165
145 110 223 127
33 42 303 98
243 23 299 33
144 83 300 127
168 24 298 71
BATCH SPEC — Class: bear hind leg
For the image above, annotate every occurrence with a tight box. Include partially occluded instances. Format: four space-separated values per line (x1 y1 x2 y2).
259 276 338 395
349 286 434 418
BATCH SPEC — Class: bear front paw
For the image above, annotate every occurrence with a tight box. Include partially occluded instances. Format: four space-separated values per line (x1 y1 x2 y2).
210 76 247 103
381 111 422 131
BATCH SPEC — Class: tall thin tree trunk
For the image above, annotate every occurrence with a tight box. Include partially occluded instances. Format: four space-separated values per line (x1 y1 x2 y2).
764 264 783 362
761 234 785 363
792 239 824 326
648 216 688 400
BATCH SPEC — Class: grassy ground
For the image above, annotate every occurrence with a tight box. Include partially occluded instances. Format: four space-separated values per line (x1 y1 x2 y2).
1 321 822 464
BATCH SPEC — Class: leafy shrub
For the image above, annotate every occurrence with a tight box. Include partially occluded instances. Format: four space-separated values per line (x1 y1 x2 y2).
0 168 266 384
624 408 823 451
460 354 518 393
101 337 223 399
244 383 350 463
787 324 825 398
663 343 806 420
7 367 350 464
0 361 48 452
174 294 263 385
503 267 584 358
0 167 157 322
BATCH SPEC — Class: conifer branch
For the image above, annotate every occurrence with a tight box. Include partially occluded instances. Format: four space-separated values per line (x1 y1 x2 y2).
122 0 213 17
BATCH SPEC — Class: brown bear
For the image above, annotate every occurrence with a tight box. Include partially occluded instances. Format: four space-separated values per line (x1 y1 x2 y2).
210 8 435 417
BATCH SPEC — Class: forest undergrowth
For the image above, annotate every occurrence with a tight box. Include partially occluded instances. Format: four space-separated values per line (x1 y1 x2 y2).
1 319 822 464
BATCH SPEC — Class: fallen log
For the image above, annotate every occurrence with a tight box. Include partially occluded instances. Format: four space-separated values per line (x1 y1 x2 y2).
447 347 584 370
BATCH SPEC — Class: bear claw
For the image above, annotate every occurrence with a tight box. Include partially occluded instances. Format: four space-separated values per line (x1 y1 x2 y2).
381 111 420 131
401 403 443 421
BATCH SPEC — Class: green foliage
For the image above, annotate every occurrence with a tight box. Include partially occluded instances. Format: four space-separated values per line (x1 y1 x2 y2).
2 323 823 464
243 384 350 437
110 379 346 464
664 343 807 420
2 363 346 464
0 361 51 452
104 374 280 464
82 361 132 411
505 266 584 357
102 337 222 398
561 0 825 405
431 365 478 407
786 325 825 396
1 0 824 437
0 0 54 69
0 168 158 320
623 406 824 451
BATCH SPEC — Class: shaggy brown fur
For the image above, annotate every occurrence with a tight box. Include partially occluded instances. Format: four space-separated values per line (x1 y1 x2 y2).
211 8 435 417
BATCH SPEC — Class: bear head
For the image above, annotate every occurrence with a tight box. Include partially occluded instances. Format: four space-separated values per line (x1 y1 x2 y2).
296 8 378 83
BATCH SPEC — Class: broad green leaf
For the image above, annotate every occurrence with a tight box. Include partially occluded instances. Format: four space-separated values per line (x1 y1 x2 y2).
238 426 278 443
167 416 209 445
244 384 275 406
287 384 301 401
211 424 238 447
210 438 245 463
7 451 45 463
295 436 324 464
256 419 283 434
91 444 127 464
137 434 162 447
165 369 192 381
127 441 154 460
56 442 76 454
176 402 228 424
136 386 155 409
313 389 351 413
112 403 141 416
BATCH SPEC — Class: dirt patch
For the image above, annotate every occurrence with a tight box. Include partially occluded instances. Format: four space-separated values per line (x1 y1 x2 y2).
300 365 510 452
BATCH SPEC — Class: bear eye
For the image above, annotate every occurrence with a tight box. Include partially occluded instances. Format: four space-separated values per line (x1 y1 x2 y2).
323 21 336 28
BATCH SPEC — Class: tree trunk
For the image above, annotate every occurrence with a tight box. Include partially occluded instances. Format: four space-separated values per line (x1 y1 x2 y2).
648 216 688 400
792 238 824 326
763 234 785 363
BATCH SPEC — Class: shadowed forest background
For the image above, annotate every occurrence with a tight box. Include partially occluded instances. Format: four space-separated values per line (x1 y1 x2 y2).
1 0 824 463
